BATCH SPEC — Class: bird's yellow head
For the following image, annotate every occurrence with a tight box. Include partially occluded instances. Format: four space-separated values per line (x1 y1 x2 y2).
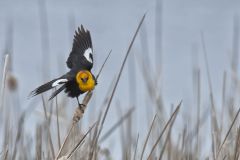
76 70 95 92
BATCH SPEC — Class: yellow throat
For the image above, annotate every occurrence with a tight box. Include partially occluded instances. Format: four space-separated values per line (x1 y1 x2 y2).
76 70 95 92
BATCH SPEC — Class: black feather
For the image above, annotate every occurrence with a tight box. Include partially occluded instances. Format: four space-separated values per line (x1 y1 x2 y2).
49 84 66 100
30 78 68 97
66 25 93 70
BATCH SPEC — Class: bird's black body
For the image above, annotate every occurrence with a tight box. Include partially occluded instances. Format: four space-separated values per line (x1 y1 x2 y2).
65 79 84 98
47 70 85 99
63 70 85 98
30 25 96 101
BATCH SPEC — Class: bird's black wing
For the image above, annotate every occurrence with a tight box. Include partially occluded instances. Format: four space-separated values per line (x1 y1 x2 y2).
67 25 93 70
29 72 74 99
49 84 67 100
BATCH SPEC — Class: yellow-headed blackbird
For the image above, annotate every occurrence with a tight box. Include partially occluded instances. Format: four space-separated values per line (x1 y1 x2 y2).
30 25 96 105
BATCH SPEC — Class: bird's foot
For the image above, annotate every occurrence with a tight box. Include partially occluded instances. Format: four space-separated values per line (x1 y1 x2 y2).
78 103 86 113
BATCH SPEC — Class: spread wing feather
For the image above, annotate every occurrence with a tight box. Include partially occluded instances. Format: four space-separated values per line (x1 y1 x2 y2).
29 73 74 98
67 25 93 70
29 78 67 97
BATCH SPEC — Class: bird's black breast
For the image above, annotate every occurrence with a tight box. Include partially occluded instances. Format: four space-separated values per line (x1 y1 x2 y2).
64 79 84 98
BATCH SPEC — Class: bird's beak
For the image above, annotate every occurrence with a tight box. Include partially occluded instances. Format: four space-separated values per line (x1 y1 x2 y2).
82 77 88 83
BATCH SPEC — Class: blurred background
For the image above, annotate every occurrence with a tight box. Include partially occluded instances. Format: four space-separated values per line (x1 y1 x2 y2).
1 0 240 159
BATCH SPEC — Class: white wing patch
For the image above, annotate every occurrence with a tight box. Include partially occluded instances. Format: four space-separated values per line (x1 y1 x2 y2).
52 79 68 87
84 48 93 63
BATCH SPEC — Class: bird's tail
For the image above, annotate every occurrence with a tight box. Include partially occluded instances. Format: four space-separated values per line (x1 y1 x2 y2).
29 77 68 99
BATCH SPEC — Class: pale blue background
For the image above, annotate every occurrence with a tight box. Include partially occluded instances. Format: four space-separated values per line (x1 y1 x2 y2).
0 0 239 158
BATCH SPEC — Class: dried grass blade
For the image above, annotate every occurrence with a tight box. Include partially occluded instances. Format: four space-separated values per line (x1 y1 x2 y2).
35 125 42 160
220 71 227 135
55 125 74 160
140 115 157 160
41 95 55 159
133 133 139 160
12 113 25 160
147 101 182 159
234 126 240 160
96 13 146 148
88 113 102 160
201 32 219 158
99 107 135 143
96 50 112 80
3 149 8 160
56 95 61 149
158 105 178 160
56 91 92 159
0 54 9 112
38 0 50 79
217 105 240 157
66 123 96 159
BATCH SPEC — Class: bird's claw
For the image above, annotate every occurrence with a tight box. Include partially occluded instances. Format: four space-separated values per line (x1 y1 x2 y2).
78 103 86 113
